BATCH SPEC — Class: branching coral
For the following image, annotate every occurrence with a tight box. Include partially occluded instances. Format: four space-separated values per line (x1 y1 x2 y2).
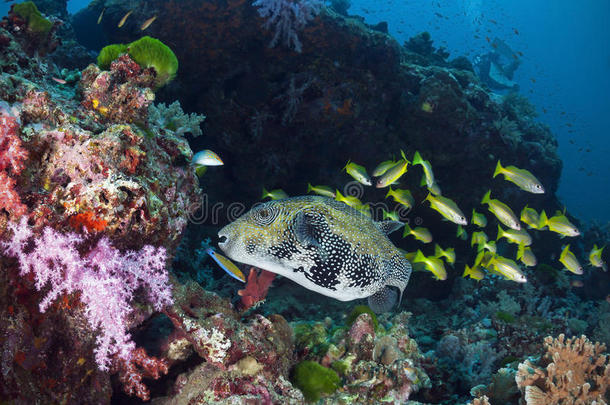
1 218 173 370
252 0 323 52
148 100 205 137
516 334 610 404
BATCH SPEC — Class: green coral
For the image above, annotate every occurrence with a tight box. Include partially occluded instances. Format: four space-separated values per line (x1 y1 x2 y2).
345 305 378 331
293 322 328 355
96 36 178 89
291 361 341 402
127 36 178 88
12 1 52 34
97 44 128 70
495 311 515 323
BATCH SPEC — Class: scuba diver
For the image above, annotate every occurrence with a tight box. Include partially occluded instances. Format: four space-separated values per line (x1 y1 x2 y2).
474 38 521 91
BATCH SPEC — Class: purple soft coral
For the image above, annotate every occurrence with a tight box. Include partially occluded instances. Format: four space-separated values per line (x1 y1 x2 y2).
252 0 323 52
1 218 173 370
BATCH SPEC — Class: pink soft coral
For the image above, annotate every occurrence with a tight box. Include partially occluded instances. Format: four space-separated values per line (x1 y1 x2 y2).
1 218 173 371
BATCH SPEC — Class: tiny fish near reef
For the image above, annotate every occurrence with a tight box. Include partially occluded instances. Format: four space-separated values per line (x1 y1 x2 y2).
217 196 412 313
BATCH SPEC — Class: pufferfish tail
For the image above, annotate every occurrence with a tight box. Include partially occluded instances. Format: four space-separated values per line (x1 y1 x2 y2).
368 255 412 313
368 286 399 314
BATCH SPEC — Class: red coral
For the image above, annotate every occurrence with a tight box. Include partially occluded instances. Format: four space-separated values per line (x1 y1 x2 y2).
112 347 169 401
68 211 108 232
0 116 27 175
0 116 27 218
238 267 276 310
0 172 27 217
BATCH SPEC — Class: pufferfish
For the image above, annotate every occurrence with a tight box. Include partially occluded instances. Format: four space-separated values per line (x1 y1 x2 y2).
218 196 412 313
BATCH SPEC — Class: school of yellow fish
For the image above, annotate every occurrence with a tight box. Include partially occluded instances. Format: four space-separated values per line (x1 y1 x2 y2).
261 151 606 284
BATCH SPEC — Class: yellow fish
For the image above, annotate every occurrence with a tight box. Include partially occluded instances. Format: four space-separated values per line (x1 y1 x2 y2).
118 10 133 28
403 251 427 273
559 244 583 274
488 255 527 283
427 180 442 196
517 244 537 267
97 7 105 24
496 225 532 246
589 245 608 271
382 209 400 221
481 190 521 230
140 15 157 31
403 223 433 243
372 160 398 177
474 251 495 268
414 250 447 280
472 209 487 228
386 187 414 209
424 193 467 225
456 224 468 241
493 160 544 194
206 249 246 282
374 151 410 188
335 190 363 209
541 212 580 237
412 151 435 189
344 161 372 186
262 187 288 200
520 205 543 229
434 244 455 265
471 231 488 247
479 240 497 254
589 245 607 271
307 183 335 198
463 264 485 281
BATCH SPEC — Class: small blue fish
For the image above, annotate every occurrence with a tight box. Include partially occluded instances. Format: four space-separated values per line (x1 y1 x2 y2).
206 248 246 282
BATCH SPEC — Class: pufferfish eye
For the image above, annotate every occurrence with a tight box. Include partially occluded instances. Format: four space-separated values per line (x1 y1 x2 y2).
253 205 278 225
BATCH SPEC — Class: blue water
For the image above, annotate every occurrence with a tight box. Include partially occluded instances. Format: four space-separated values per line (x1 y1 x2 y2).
2 0 609 224
349 0 610 225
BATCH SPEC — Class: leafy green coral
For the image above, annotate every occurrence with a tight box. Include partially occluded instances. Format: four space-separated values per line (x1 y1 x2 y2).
13 1 52 34
96 36 178 89
97 44 128 70
128 36 178 88
291 361 341 402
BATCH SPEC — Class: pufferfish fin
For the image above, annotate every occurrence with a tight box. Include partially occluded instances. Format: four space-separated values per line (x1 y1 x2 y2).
375 220 404 235
368 286 398 314
294 210 328 261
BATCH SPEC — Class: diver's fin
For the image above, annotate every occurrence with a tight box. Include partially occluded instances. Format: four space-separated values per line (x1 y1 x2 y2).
367 286 398 314
375 220 404 235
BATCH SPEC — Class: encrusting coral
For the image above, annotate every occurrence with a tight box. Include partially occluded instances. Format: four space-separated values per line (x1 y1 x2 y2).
516 334 610 404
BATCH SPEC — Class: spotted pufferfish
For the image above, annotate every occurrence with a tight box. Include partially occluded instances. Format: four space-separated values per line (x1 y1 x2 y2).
218 196 412 313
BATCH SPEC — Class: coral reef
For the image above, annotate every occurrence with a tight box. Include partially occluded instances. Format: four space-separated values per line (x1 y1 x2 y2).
1 0 607 403
290 310 431 403
516 334 610 404
80 54 156 124
97 37 178 90
2 1 60 56
0 19 199 401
